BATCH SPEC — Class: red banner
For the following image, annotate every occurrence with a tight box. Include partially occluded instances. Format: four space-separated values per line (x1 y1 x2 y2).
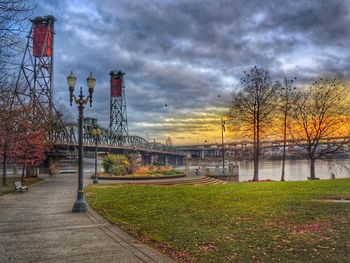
33 25 52 57
111 78 122 97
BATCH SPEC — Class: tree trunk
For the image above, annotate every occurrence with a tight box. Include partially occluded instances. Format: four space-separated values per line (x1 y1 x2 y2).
253 146 259 181
309 158 316 180
253 113 259 181
21 164 26 183
2 143 8 186
281 149 286 181
281 110 287 182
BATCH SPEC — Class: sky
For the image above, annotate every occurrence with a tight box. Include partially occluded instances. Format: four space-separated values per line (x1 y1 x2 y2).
30 0 350 145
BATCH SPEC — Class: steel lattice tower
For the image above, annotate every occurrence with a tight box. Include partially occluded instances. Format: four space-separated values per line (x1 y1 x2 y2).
109 70 128 144
14 16 55 118
13 16 72 144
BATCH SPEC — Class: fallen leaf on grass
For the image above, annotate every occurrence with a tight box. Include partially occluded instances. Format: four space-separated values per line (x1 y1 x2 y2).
291 222 331 234
199 243 217 253
138 236 193 263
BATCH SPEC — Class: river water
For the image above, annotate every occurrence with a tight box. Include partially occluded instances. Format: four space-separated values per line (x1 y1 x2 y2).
187 159 350 182
2 158 350 182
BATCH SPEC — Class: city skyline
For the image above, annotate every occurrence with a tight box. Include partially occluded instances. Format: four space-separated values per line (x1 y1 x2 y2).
33 0 350 144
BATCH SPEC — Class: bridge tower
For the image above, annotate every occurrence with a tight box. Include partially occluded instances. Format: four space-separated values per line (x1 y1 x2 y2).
109 70 129 144
13 16 72 145
14 15 55 120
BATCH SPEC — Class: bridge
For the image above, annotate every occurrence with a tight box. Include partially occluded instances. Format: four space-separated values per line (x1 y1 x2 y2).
52 117 185 166
179 136 350 159
11 15 185 168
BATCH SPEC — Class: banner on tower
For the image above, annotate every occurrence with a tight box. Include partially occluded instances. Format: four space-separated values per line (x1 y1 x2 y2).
33 24 53 57
111 77 122 97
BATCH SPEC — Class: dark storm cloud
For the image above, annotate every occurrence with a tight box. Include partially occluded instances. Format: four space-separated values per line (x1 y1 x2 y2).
265 0 350 46
33 0 350 142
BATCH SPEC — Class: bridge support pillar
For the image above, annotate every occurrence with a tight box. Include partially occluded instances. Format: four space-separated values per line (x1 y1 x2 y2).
41 155 66 175
157 155 165 166
48 157 61 175
168 155 176 167
177 156 184 166
185 158 189 171
142 154 151 166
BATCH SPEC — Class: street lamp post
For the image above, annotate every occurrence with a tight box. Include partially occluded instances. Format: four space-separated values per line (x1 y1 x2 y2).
92 127 101 184
217 95 226 175
221 117 225 175
67 71 96 213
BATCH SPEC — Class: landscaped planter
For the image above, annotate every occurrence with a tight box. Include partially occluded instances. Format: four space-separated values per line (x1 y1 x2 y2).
94 173 186 180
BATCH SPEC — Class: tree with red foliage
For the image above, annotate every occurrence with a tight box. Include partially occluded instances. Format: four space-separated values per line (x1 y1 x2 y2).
12 129 49 182
0 90 50 185
0 88 21 186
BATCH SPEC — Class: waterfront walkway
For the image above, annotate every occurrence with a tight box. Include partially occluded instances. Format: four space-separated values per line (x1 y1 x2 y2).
0 174 174 263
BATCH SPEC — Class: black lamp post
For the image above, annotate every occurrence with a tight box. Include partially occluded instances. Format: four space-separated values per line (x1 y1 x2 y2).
92 127 101 184
67 71 96 213
217 95 226 175
221 117 225 175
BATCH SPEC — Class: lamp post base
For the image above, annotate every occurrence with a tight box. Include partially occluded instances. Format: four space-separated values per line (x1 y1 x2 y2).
93 178 98 184
72 196 88 212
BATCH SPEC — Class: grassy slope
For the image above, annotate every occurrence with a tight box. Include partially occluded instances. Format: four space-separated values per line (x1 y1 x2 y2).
86 179 350 263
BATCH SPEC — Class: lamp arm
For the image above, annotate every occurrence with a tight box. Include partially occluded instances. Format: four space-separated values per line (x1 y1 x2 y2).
70 94 77 106
73 97 90 105
73 95 81 105
88 89 94 107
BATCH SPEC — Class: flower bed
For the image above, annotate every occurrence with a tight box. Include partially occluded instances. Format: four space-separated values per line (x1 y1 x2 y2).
98 154 185 179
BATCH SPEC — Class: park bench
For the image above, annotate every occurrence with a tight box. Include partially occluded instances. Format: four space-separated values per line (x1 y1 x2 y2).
13 181 28 193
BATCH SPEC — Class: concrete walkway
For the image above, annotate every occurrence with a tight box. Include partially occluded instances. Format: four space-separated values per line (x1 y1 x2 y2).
0 174 174 263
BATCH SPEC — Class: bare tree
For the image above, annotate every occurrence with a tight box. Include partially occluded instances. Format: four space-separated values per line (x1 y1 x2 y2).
288 78 350 180
230 67 279 181
53 98 76 124
0 0 34 81
279 77 297 181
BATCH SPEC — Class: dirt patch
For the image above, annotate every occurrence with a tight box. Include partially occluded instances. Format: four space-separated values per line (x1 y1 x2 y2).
265 220 288 228
291 222 331 235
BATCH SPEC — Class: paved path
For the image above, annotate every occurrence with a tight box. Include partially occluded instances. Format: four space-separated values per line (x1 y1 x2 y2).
0 173 174 263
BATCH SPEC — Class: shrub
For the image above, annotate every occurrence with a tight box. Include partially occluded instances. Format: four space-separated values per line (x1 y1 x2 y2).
110 165 127 176
102 154 131 175
102 157 114 173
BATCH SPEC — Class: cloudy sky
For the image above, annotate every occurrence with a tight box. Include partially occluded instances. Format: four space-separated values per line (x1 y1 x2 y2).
31 0 350 145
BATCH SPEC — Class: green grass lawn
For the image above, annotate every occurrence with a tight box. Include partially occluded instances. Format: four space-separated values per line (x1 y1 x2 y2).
86 179 350 263
0 177 43 196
